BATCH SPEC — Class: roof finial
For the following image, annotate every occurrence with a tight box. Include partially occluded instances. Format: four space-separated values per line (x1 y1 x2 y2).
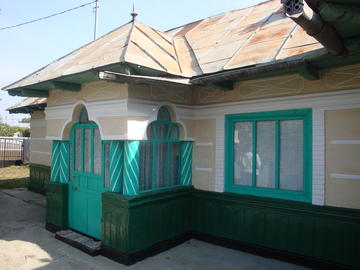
131 3 138 21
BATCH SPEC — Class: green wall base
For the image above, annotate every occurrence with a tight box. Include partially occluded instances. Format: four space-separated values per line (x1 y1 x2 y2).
102 186 192 254
101 188 359 268
46 182 68 229
29 164 51 194
46 183 359 268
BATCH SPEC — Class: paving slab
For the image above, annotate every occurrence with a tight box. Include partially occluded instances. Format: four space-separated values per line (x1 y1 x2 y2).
0 189 311 270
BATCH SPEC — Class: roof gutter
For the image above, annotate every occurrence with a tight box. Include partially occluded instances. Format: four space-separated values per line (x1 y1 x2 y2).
281 0 347 57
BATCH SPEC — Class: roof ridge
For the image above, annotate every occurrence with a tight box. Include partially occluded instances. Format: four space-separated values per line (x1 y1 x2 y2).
2 22 134 90
133 23 178 62
120 20 137 63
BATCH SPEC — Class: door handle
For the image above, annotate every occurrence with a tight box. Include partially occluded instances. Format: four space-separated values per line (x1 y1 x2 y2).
72 186 78 191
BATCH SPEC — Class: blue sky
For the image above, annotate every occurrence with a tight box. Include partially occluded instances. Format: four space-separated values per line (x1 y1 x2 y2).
0 0 264 126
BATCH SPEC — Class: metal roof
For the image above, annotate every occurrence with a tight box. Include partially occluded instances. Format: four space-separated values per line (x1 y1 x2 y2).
7 97 47 113
2 0 325 91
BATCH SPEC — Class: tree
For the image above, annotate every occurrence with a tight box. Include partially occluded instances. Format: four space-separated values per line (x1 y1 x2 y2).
19 117 31 123
0 120 31 137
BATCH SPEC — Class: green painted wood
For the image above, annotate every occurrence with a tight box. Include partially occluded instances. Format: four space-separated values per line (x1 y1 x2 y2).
51 141 70 183
101 186 360 268
191 190 360 268
29 164 51 194
45 182 68 229
50 81 81 91
180 142 193 186
109 141 124 192
20 89 49 97
102 186 193 254
69 122 104 240
123 141 140 195
225 109 312 202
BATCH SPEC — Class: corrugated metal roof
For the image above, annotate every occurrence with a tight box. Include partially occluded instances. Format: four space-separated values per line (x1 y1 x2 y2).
3 0 324 91
7 97 47 112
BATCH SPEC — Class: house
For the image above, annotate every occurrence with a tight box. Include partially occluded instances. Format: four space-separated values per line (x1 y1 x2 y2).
5 0 360 268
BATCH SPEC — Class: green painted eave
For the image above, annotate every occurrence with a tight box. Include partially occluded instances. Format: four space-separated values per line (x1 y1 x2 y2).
8 103 47 114
5 62 172 98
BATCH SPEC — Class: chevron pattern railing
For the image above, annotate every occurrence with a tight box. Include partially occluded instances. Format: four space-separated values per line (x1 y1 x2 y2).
51 141 69 183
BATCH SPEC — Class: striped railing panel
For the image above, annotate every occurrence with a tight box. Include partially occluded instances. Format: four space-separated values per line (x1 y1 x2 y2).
180 142 193 186
123 141 140 195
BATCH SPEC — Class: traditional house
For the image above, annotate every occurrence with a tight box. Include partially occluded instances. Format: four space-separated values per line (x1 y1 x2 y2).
4 0 360 268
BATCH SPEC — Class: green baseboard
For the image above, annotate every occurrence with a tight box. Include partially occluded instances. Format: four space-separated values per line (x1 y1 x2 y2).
192 190 360 269
102 186 193 254
29 164 51 194
45 183 359 268
45 182 68 229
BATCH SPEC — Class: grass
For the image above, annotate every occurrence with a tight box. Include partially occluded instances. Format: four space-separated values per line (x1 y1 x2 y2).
0 165 29 189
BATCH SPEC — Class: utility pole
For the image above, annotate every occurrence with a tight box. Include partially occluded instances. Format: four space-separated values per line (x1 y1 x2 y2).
93 0 99 40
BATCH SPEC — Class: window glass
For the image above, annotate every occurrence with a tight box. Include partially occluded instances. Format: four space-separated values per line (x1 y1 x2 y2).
234 122 253 186
84 128 91 173
75 129 82 171
139 142 153 191
155 124 168 139
280 120 304 191
104 143 110 188
155 142 168 188
169 125 179 140
93 128 101 174
226 109 311 202
256 121 276 188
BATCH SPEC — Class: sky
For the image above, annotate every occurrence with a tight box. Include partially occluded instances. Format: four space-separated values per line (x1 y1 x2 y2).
0 0 264 126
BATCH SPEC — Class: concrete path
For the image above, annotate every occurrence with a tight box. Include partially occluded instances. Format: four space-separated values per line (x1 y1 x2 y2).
0 189 311 270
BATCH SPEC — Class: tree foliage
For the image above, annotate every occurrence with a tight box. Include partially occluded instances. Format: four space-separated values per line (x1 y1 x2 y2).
19 117 31 123
0 121 30 137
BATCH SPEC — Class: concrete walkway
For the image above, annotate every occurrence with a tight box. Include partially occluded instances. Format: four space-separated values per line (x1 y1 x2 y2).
0 189 311 270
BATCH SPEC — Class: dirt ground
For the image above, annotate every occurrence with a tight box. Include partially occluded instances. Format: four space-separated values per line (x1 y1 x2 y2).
0 188 310 270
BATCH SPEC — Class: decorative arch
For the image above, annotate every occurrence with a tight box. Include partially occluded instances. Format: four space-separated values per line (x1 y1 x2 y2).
60 101 103 141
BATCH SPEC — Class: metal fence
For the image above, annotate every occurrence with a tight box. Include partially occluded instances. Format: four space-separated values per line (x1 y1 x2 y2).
0 137 30 168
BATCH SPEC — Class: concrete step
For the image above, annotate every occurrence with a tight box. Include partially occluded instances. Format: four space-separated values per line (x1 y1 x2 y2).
55 229 101 256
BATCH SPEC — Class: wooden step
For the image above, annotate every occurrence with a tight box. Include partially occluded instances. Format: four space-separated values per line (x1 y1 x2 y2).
55 229 101 256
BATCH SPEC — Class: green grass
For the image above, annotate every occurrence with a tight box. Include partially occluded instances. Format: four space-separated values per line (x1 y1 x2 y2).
0 165 30 189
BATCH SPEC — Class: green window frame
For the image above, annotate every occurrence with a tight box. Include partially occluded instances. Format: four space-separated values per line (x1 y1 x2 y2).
225 109 312 202
138 106 182 193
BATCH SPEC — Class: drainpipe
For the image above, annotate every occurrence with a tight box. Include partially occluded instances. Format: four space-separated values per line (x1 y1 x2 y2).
281 0 347 57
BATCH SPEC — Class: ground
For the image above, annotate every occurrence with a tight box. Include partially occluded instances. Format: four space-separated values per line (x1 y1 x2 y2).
0 165 29 189
0 189 311 270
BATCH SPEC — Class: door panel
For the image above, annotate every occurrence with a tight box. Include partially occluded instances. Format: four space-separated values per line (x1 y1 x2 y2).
69 125 104 240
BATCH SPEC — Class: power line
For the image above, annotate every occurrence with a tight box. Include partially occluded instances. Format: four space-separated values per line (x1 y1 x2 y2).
0 1 96 31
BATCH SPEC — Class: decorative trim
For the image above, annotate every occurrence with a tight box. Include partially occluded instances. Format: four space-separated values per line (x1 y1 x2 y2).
195 142 213 146
331 173 360 180
215 116 225 192
331 140 360 145
31 150 51 155
194 167 213 172
312 109 325 206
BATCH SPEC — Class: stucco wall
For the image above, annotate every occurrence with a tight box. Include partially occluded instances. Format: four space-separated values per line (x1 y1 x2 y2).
325 108 360 209
30 110 51 166
47 80 128 106
191 119 216 191
192 63 360 105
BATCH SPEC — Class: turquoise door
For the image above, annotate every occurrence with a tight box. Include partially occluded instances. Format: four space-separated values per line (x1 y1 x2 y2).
69 122 104 239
